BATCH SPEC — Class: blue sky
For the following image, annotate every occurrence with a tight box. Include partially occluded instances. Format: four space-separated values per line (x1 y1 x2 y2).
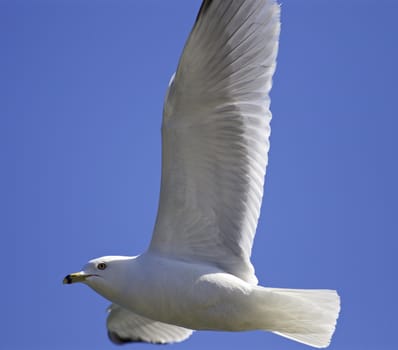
1 1 397 349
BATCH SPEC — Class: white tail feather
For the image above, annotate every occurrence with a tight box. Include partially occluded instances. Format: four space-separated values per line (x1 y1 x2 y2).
255 287 340 348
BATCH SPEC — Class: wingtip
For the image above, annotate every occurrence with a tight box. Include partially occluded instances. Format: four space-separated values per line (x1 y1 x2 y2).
108 331 167 345
194 0 213 25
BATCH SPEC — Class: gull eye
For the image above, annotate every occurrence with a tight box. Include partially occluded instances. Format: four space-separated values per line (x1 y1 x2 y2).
97 262 107 270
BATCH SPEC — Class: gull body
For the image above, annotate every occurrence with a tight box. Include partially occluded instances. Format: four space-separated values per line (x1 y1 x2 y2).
84 254 259 331
64 0 340 348
72 254 338 341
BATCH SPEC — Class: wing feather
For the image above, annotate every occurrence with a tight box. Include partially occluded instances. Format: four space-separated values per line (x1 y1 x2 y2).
149 0 280 285
107 304 193 345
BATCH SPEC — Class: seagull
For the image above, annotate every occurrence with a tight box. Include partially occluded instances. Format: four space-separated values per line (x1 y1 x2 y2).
64 0 340 348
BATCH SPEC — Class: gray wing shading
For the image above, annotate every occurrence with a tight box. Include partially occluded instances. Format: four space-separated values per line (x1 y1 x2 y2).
107 304 193 345
149 0 280 285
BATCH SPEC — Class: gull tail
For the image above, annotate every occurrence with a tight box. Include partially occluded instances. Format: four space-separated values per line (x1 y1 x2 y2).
255 287 340 348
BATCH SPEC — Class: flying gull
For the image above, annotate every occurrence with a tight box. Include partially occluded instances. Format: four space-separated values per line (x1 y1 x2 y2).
64 1 340 348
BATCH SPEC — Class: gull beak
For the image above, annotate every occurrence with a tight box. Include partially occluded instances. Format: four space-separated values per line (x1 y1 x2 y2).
63 271 88 284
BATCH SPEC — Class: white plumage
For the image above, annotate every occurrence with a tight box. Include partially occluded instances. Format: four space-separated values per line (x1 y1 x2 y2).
64 1 340 348
150 0 279 285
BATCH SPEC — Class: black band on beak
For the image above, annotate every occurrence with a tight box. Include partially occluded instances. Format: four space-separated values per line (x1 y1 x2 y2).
63 275 73 284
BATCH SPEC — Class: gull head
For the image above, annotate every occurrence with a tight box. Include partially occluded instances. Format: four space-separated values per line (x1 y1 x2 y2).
63 255 135 299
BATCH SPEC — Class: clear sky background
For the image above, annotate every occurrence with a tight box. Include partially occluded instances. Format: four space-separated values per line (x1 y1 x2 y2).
1 1 397 349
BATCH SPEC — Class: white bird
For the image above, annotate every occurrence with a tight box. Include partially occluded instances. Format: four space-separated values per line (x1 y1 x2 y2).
64 0 340 348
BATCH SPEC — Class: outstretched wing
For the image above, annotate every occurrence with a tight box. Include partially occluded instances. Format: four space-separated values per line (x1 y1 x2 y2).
149 0 280 285
107 304 193 345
